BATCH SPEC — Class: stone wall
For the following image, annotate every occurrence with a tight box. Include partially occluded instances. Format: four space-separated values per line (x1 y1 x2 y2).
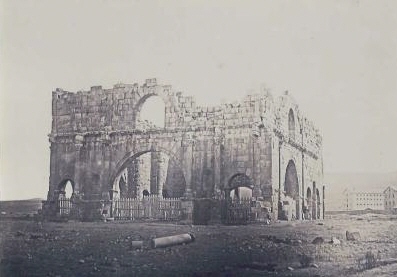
46 78 324 221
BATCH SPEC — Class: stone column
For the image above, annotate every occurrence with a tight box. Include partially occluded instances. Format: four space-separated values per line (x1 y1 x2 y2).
277 139 283 220
73 134 84 196
48 135 58 201
251 133 262 198
182 135 195 199
157 154 167 197
213 135 223 198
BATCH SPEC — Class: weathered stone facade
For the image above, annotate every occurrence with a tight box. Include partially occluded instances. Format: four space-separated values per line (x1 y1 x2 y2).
44 78 324 221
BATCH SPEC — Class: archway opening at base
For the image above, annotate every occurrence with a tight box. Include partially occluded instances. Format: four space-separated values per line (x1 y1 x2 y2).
58 179 74 199
111 150 186 200
137 95 166 129
226 174 254 200
280 160 300 220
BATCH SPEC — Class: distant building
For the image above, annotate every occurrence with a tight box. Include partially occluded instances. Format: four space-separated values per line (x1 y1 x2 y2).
342 188 384 211
384 186 397 212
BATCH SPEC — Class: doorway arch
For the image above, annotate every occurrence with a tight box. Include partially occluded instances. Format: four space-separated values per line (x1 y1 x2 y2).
58 179 74 199
283 160 300 219
226 173 254 200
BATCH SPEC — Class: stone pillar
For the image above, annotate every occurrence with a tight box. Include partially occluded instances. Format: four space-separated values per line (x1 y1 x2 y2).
157 153 168 197
48 136 57 201
73 134 84 196
182 135 195 199
213 135 223 198
251 134 262 198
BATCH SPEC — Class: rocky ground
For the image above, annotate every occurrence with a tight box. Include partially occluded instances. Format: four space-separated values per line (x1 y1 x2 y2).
1 212 397 276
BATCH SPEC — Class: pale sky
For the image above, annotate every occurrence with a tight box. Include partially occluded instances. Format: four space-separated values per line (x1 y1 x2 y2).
1 0 396 200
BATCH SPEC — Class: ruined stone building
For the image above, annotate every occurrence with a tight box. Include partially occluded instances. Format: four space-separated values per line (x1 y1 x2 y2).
44 78 324 221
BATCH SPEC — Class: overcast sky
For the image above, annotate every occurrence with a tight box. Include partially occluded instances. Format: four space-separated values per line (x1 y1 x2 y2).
1 0 396 200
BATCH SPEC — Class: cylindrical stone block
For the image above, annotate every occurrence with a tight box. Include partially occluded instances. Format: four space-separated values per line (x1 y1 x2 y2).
151 233 195 248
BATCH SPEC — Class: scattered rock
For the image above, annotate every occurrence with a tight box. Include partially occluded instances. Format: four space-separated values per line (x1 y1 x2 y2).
30 233 43 239
291 239 302 245
130 240 144 250
312 237 324 244
16 231 25 237
287 266 294 271
346 231 361 241
331 237 341 245
79 259 85 264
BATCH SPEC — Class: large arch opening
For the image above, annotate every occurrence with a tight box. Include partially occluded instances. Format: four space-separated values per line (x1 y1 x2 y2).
281 160 300 220
111 150 186 200
226 174 254 200
288 109 295 139
58 179 74 199
137 95 166 129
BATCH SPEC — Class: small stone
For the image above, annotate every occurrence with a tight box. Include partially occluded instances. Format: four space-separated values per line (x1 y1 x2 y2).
79 259 85 264
331 237 341 245
311 263 319 268
287 266 294 271
312 237 324 244
346 231 361 241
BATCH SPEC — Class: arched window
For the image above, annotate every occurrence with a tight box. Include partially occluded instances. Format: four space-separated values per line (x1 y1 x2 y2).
288 109 295 139
139 96 165 129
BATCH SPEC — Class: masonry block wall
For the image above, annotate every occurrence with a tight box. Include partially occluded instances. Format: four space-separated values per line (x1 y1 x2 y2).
47 78 323 220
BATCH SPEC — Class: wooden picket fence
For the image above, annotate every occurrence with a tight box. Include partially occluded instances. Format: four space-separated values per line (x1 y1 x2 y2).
58 197 73 215
113 196 183 221
220 198 254 225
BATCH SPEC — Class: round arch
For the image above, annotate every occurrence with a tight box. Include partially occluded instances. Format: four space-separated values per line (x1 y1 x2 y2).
58 179 74 199
109 146 186 198
226 173 254 200
135 94 166 129
132 91 176 129
283 160 300 219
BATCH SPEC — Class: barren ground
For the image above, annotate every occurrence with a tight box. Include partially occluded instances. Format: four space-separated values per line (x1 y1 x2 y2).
1 207 397 277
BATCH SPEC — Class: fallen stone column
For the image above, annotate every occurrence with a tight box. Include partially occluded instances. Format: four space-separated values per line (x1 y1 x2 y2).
151 233 195 248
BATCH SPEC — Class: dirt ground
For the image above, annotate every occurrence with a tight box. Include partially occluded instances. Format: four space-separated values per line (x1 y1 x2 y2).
1 213 397 277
